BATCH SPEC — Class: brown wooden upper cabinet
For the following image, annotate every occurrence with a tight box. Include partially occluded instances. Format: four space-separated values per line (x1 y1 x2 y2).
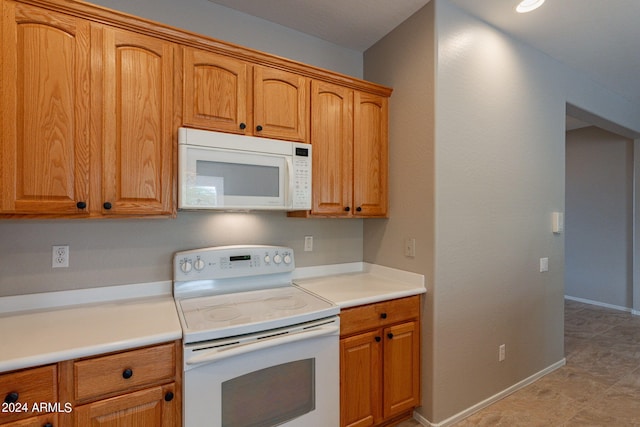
308 81 388 217
0 0 175 217
183 47 309 142
1 1 91 215
98 26 174 216
353 91 388 217
1 0 389 219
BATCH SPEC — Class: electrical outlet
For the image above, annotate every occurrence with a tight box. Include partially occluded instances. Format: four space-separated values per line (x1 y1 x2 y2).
52 245 69 268
499 344 506 362
304 236 313 252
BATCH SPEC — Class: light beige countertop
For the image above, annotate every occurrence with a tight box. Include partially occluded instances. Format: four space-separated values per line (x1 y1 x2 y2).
294 263 426 308
0 263 424 373
0 282 181 373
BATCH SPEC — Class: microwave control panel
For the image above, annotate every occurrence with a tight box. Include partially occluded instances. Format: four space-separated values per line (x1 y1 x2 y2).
292 144 312 210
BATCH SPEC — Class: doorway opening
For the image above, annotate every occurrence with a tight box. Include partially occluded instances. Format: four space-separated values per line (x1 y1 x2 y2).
564 103 640 315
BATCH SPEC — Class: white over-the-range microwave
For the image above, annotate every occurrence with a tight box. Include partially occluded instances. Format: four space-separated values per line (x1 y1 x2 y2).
178 127 312 211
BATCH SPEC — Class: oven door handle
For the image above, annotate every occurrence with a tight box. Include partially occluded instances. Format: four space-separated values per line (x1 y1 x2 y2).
186 324 339 366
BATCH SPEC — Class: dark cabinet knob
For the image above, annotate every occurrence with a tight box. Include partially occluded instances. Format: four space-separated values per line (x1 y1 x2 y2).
103 202 112 210
380 313 387 319
43 423 53 427
76 201 87 209
375 336 381 342
256 125 263 132
344 207 351 212
387 333 394 339
164 391 174 402
356 207 362 212
122 368 133 379
4 391 18 404
239 122 246 130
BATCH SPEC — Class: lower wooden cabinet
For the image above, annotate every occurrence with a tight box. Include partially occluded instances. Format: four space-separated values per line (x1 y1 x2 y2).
339 296 420 427
0 341 181 427
0 365 57 426
74 383 176 427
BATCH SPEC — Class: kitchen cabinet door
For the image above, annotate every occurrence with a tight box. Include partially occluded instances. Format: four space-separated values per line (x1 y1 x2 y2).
183 48 250 134
253 66 308 142
310 81 353 216
339 296 420 427
382 321 420 419
353 91 388 217
98 26 174 215
74 383 177 427
340 330 381 427
1 0 91 215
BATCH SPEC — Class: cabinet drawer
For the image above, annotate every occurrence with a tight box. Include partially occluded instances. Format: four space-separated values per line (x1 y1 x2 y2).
340 295 420 337
74 343 175 402
0 365 57 424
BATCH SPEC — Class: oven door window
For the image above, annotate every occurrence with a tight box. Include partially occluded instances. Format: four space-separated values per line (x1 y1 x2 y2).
222 359 315 427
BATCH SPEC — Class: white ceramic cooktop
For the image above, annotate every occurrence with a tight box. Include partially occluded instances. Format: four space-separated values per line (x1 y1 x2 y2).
177 285 338 342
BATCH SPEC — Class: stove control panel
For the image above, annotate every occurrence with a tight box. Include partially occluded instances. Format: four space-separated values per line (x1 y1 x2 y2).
174 245 295 281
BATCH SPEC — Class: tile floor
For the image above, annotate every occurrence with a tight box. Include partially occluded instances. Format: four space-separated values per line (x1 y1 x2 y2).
394 299 640 426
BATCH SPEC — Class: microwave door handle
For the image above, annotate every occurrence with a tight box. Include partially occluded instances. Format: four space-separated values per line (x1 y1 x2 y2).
285 156 294 207
185 324 339 366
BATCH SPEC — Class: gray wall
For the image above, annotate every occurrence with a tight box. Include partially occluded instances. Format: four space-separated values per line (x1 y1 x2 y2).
363 0 436 418
88 0 363 79
364 0 640 423
0 0 366 297
565 127 633 308
0 213 362 296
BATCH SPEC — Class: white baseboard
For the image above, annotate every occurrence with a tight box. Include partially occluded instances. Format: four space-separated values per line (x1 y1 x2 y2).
412 359 566 427
564 295 634 313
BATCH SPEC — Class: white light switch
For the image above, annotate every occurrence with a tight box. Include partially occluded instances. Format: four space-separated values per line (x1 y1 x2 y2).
540 257 549 272
405 238 416 258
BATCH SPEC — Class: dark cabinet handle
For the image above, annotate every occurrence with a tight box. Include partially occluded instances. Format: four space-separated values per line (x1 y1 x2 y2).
4 391 18 404
256 125 263 132
164 391 174 402
103 202 112 210
356 207 362 212
387 333 394 339
380 313 387 319
76 201 87 209
122 368 133 379
43 423 53 427
375 336 381 342
344 207 351 212
239 122 246 130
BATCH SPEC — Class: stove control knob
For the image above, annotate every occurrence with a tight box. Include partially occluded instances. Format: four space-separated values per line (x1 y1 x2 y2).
283 254 292 265
273 254 282 264
181 259 193 273
194 258 205 271
264 255 271 264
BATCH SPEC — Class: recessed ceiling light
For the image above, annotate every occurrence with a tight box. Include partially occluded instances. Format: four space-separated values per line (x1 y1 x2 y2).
516 0 545 13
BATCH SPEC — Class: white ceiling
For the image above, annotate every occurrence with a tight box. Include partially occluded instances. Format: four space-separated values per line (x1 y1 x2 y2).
208 0 640 109
207 0 430 52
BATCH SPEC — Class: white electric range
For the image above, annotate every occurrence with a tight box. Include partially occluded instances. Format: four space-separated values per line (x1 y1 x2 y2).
173 245 340 427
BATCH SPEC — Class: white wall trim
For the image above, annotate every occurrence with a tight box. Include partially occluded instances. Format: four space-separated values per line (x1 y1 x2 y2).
413 359 566 427
564 295 634 313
